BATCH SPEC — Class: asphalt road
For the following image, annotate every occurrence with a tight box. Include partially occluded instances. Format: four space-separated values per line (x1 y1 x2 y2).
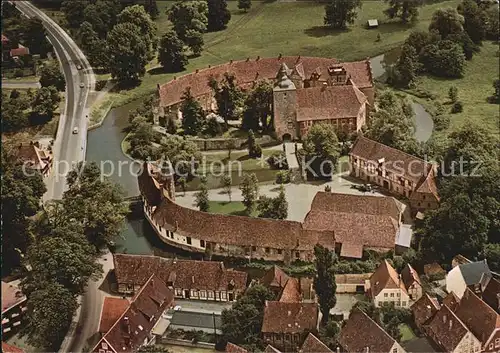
2 81 41 89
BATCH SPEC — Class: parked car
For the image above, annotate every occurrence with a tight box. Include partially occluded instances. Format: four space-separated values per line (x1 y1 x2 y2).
351 183 374 193
72 127 79 134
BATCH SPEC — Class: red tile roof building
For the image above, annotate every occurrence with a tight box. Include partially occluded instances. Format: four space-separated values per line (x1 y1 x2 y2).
401 263 423 301
411 293 441 332
225 342 248 353
1 342 24 353
349 136 440 213
299 333 333 353
16 143 52 177
113 254 248 302
481 278 500 314
98 297 130 333
92 274 174 353
368 260 411 308
1 281 27 337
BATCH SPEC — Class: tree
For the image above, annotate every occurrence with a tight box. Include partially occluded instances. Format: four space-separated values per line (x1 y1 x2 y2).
302 123 341 178
166 118 177 134
419 40 466 78
195 176 210 212
127 116 157 160
61 0 88 28
63 162 127 249
207 0 231 32
429 8 464 39
404 30 440 56
39 61 65 91
77 22 109 69
384 0 424 23
459 0 487 44
275 170 290 184
117 5 157 60
221 284 275 349
485 6 499 40
209 73 244 126
238 0 252 12
168 1 208 40
242 80 273 132
159 135 202 178
107 23 148 84
493 79 500 103
184 29 204 56
3 97 29 132
319 319 340 349
324 0 362 29
482 243 500 272
314 244 337 324
158 30 188 73
247 129 262 158
144 0 160 20
83 0 121 39
23 18 52 57
204 115 223 137
448 85 459 102
392 44 418 88
21 283 78 350
240 173 259 215
32 86 61 122
221 174 232 201
257 186 287 220
181 87 205 135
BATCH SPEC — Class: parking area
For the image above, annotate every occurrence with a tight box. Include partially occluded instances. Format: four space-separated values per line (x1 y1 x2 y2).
329 294 366 320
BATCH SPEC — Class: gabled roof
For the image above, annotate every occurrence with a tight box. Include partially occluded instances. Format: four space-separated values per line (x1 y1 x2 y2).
411 166 440 201
453 288 500 346
482 278 500 314
16 143 51 172
457 260 492 286
426 305 470 352
1 281 26 313
411 293 440 328
260 265 289 290
401 263 422 289
299 333 333 353
1 342 24 353
10 46 30 57
442 292 460 311
424 263 446 277
369 260 406 297
279 277 301 303
261 301 319 334
264 345 282 353
225 342 248 353
339 309 396 353
99 297 130 333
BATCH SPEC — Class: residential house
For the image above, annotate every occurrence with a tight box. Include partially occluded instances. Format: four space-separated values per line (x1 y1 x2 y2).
225 342 248 353
91 274 175 353
113 254 248 302
453 289 500 353
299 333 333 353
261 301 320 352
1 281 27 337
481 278 500 314
425 305 482 353
446 260 492 299
16 142 52 178
302 192 404 259
424 263 446 280
259 266 315 303
339 309 406 353
367 260 411 308
1 342 24 353
336 273 372 294
9 45 30 59
260 265 290 295
411 293 441 332
349 136 440 213
265 346 283 353
98 297 130 334
442 292 461 312
402 264 423 301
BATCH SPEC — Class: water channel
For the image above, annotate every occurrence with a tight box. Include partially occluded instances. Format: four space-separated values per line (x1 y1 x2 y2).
86 51 434 257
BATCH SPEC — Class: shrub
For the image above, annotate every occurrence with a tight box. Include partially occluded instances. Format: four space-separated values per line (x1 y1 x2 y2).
275 170 291 184
448 86 458 102
267 151 288 169
451 101 464 113
433 113 451 131
324 185 332 192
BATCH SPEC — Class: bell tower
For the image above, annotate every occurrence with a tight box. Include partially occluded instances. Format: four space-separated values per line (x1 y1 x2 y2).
273 63 298 141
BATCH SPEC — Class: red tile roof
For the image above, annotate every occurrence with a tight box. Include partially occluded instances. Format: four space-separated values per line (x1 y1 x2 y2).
99 297 130 333
369 260 407 297
279 278 301 303
93 274 174 353
299 333 333 353
443 292 461 311
453 288 500 346
426 305 470 352
424 263 446 276
225 342 248 353
261 301 319 334
113 254 248 294
10 46 30 57
339 309 396 353
1 281 26 313
158 56 372 107
401 263 422 289
482 278 500 314
16 143 51 172
2 342 24 353
260 266 290 290
296 83 367 122
411 293 440 329
264 346 282 353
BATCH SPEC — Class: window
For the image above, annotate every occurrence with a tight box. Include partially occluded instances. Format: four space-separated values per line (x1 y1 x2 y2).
397 293 400 297
200 290 206 298
402 301 406 307
186 237 192 245
200 240 205 248
252 246 256 252
396 302 400 307
390 293 394 297
277 249 283 255
175 288 182 296
384 293 388 298
208 291 214 299
102 343 108 350
495 339 500 348
221 292 227 299
99 350 105 353
384 301 389 305
295 251 300 258
393 348 397 353
489 344 494 350
428 203 431 207
265 247 270 253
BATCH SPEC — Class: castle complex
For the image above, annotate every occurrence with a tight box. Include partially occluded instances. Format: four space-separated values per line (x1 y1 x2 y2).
156 55 374 140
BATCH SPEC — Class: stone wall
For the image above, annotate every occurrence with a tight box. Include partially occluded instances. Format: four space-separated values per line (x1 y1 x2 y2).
189 135 278 151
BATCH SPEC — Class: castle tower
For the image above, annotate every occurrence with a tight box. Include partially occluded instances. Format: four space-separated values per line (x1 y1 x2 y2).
327 65 348 86
273 63 298 141
150 160 176 201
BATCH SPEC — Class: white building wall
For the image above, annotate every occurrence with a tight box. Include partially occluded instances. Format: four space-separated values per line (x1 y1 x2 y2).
391 341 407 353
446 267 467 298
374 288 411 308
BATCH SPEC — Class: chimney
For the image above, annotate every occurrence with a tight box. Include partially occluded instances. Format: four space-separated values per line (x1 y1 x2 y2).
336 347 340 353
443 314 447 324
208 64 211 68
192 275 195 284
278 53 282 59
256 56 260 61
365 347 369 353
288 310 292 316
449 320 453 329
196 69 199 73
246 57 250 62
157 83 160 90
230 59 233 64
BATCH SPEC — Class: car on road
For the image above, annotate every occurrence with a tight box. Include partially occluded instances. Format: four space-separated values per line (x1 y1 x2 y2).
72 127 79 134
79 82 85 88
351 183 374 193
174 305 182 311
76 64 82 70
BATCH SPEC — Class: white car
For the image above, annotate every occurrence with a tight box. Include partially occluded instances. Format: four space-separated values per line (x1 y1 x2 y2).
76 64 82 70
173 305 182 311
79 82 85 88
72 127 79 134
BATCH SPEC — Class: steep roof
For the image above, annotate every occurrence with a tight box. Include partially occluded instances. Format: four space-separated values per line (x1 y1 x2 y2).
411 293 441 329
299 333 333 353
424 263 446 277
457 260 492 286
261 301 318 334
411 166 440 201
482 278 500 314
94 274 175 353
113 254 248 293
225 342 248 353
442 292 460 311
99 297 130 333
426 305 470 352
350 136 433 185
401 263 422 289
296 84 367 121
279 277 301 303
369 260 406 297
1 342 24 353
16 143 51 172
264 345 282 353
339 309 396 353
10 46 30 57
260 266 290 290
453 288 500 346
1 281 26 313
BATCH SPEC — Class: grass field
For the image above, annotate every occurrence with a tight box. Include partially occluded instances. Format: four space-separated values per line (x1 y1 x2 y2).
207 200 248 216
201 147 278 173
104 0 461 107
399 323 417 342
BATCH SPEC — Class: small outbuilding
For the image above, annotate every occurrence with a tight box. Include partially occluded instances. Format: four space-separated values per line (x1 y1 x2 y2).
367 19 379 28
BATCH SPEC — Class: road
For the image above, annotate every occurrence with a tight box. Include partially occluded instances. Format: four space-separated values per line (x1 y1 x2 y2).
14 1 95 201
2 81 41 89
13 3 101 353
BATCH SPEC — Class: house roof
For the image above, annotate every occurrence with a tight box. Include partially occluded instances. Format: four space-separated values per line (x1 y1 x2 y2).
113 254 248 293
296 83 367 122
1 34 9 43
278 277 301 303
336 273 372 285
457 260 492 286
261 301 319 334
411 166 440 201
299 333 333 353
1 342 24 353
260 265 290 290
411 293 441 329
309 192 401 221
99 297 130 333
453 288 500 346
424 263 446 276
1 281 26 313
10 46 30 57
225 342 248 353
350 136 434 186
157 56 373 107
93 274 175 353
16 143 51 172
426 305 470 352
369 260 406 297
442 292 460 311
264 345 282 353
339 309 396 353
401 263 422 289
482 278 500 314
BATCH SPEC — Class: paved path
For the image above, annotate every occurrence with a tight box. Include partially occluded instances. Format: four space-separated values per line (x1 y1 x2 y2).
2 80 40 89
284 142 300 169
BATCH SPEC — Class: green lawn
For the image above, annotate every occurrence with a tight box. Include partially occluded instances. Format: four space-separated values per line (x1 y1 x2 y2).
207 200 248 216
201 148 278 173
106 0 461 107
399 323 416 342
